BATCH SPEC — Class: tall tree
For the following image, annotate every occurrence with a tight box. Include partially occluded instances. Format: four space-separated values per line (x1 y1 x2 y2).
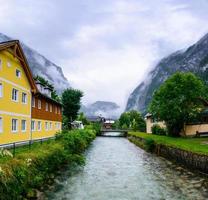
62 89 83 127
119 110 146 131
149 72 207 136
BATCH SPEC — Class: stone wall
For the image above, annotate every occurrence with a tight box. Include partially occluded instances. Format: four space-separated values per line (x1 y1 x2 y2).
128 135 208 174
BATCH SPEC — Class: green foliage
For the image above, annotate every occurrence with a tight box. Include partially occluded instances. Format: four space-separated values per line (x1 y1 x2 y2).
62 89 83 127
119 110 146 131
0 129 96 199
77 112 89 125
149 72 208 136
129 131 208 155
144 138 155 152
92 123 101 135
151 124 167 135
111 120 119 129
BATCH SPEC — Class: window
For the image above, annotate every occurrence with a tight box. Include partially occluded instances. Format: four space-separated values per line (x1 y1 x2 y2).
22 93 27 104
55 106 57 114
50 104 52 112
58 123 61 129
45 122 48 130
7 61 11 67
12 119 18 132
0 59 2 70
38 100 41 109
49 122 52 130
31 121 35 131
16 69 21 78
0 117 2 133
0 83 2 98
38 121 41 131
32 96 35 107
45 102 48 111
21 120 26 132
12 88 18 101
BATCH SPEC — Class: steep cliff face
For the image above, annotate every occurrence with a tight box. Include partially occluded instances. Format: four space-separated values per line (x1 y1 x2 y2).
0 33 70 94
126 33 208 113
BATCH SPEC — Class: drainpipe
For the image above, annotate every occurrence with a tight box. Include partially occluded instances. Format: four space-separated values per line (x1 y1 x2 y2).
30 92 32 142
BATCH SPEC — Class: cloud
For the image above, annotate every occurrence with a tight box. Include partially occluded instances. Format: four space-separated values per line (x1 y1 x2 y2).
59 0 208 109
0 0 208 113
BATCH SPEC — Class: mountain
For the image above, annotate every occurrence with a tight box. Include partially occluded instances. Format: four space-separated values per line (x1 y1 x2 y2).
81 101 120 119
0 33 70 94
126 32 208 114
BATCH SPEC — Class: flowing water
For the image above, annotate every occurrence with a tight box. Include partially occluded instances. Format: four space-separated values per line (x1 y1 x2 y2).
44 136 208 200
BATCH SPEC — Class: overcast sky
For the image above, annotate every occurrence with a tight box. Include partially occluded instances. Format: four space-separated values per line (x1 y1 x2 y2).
1 0 208 109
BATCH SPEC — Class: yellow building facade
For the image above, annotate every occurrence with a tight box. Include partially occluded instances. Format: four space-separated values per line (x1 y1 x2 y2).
0 40 62 146
0 41 36 145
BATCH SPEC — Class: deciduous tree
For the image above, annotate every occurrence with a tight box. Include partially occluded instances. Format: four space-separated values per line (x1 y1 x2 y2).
149 72 207 136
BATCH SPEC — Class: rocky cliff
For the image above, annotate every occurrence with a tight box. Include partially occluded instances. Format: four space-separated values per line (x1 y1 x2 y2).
126 33 208 113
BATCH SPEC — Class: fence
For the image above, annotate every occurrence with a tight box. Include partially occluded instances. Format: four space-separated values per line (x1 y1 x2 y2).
0 136 55 156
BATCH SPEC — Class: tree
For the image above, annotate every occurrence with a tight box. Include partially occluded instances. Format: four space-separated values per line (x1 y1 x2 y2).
119 112 130 128
62 89 83 128
118 110 146 131
149 72 208 136
77 112 89 125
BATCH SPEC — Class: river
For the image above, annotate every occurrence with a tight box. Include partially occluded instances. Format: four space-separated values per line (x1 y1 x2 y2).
44 136 208 200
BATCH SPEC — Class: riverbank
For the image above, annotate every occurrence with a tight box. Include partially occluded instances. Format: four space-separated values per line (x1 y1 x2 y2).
128 132 208 174
0 129 96 200
43 137 208 200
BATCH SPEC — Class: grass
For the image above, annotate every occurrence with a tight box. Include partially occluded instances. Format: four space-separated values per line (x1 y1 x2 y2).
0 140 55 164
0 129 96 200
129 132 208 155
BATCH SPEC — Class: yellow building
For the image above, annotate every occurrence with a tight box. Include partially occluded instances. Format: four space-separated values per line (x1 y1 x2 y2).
0 40 62 146
0 40 37 145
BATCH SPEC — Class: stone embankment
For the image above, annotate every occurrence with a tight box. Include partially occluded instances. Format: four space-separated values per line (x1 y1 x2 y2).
128 135 208 174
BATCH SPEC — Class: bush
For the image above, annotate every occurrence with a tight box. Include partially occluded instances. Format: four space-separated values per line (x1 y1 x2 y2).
0 129 96 199
151 124 167 135
144 138 155 152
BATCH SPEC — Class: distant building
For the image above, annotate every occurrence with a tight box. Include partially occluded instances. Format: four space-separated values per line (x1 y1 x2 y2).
102 119 115 129
71 121 84 129
145 99 208 136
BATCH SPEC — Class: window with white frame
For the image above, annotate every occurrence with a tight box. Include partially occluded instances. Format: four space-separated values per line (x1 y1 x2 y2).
7 61 11 67
38 121 41 131
32 96 35 107
38 100 41 109
49 122 52 130
16 69 21 78
0 117 2 133
22 93 27 104
0 83 2 98
12 119 18 132
50 104 52 112
31 121 35 131
12 88 18 101
45 122 48 130
21 120 26 132
45 102 48 111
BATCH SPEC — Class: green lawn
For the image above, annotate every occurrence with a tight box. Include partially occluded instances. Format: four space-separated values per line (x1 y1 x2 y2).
128 132 208 155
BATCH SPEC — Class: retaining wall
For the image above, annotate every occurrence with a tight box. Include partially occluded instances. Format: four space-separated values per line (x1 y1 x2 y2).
128 135 208 174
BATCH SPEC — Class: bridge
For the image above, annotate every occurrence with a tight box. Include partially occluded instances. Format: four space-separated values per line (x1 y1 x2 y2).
100 129 128 137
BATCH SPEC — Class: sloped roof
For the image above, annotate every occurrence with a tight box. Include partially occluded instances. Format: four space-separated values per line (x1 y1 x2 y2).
0 40 37 92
